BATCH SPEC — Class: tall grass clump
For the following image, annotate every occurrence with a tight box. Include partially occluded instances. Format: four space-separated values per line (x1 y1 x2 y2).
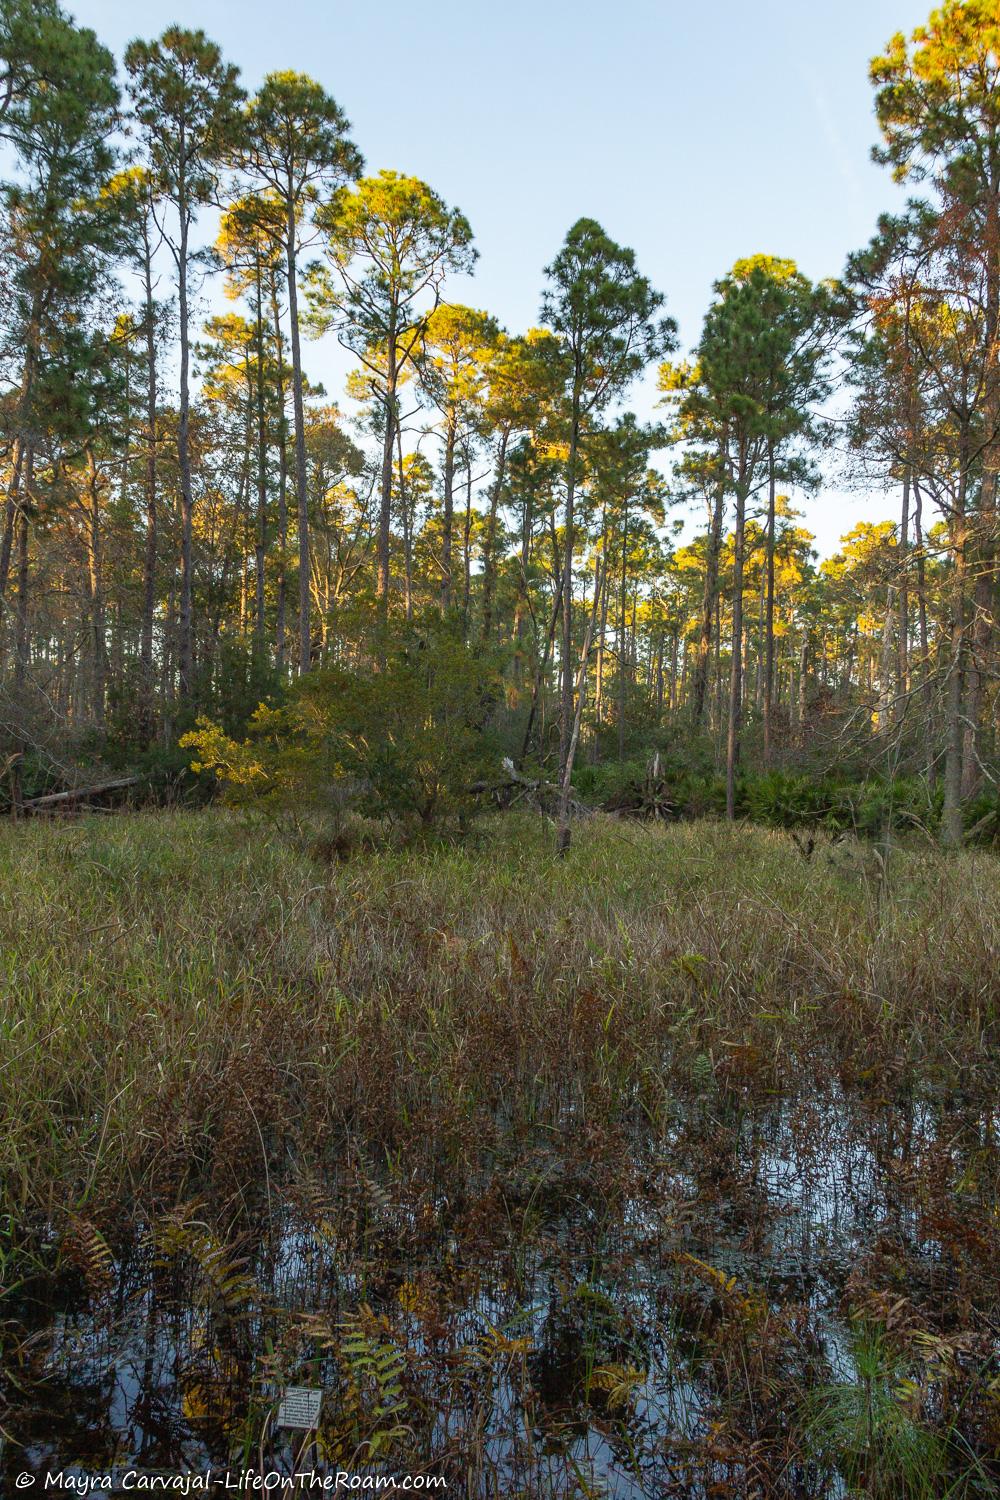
0 809 997 1248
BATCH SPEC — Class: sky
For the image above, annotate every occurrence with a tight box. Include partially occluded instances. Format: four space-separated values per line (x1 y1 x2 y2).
67 0 932 557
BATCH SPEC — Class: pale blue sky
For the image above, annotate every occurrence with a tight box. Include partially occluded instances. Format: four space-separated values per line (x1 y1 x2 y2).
70 0 930 554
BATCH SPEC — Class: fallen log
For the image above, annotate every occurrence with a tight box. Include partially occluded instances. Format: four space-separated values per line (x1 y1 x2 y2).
21 776 141 813
469 758 590 818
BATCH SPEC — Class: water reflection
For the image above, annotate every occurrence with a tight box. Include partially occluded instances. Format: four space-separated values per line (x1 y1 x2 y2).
3 1089 997 1498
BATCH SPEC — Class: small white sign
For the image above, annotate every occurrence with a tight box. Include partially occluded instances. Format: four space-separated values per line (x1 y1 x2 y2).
277 1385 323 1429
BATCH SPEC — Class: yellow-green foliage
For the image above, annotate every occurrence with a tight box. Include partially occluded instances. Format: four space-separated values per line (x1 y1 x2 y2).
183 621 505 825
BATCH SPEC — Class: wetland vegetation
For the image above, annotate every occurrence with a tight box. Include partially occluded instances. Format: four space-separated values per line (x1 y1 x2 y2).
4 0 1000 1490
1 812 997 1496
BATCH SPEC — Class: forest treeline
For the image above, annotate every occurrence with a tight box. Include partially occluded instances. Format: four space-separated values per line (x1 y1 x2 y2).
2 0 1000 847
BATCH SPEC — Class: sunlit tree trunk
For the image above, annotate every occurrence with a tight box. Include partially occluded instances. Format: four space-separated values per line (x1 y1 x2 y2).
140 226 158 742
252 247 268 658
479 426 509 642
284 196 312 673
558 366 582 800
693 443 726 728
763 440 777 762
440 410 455 611
461 456 473 627
176 173 197 698
942 448 970 847
84 448 107 726
726 444 748 820
271 283 288 669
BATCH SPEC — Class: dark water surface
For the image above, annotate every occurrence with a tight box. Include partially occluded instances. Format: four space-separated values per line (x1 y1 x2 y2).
3 1091 998 1497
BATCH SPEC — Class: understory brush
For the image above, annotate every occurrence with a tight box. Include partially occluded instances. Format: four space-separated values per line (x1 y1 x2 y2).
580 756 1000 845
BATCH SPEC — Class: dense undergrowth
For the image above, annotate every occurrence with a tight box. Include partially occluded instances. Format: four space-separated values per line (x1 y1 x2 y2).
1 811 998 1495
12 729 1000 849
576 758 1000 845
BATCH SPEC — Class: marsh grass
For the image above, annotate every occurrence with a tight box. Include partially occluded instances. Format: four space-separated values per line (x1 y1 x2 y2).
1 810 996 1232
1 810 998 1494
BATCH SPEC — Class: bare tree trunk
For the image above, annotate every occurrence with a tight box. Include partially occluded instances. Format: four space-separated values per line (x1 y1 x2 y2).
461 456 473 628
271 283 289 671
285 203 311 673
9 499 29 822
913 477 933 777
440 410 455 611
85 449 107 726
966 185 1000 795
559 382 581 781
140 233 158 743
617 495 629 761
253 251 268 659
941 555 967 847
0 293 40 617
897 469 910 705
693 447 726 728
726 452 748 820
0 439 24 618
556 558 603 857
592 509 609 756
395 423 413 622
877 585 895 735
513 490 534 688
0 442 28 669
376 317 399 635
479 427 509 641
14 504 29 689
177 194 195 699
520 574 563 768
763 441 776 762
942 464 969 847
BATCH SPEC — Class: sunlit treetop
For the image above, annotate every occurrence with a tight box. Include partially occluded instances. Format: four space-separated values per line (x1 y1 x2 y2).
317 170 476 283
124 28 245 206
216 193 289 299
871 0 1000 199
541 217 677 413
240 71 362 204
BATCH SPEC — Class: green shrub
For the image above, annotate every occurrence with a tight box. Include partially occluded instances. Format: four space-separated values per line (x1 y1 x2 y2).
963 787 1000 844
739 769 839 828
183 616 506 832
577 757 956 844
